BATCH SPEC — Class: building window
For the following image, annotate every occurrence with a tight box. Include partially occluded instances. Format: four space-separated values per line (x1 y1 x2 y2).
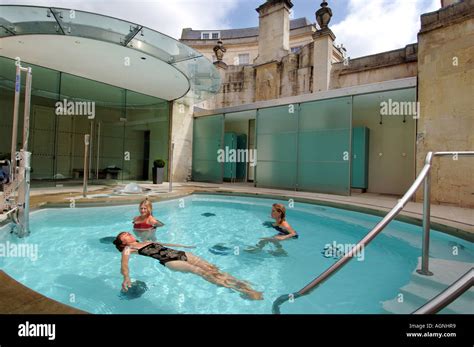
201 31 220 40
238 53 250 65
291 46 302 54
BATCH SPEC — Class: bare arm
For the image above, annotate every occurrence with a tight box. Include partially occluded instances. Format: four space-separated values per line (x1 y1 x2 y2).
121 248 132 291
159 242 195 249
274 221 297 240
148 216 164 227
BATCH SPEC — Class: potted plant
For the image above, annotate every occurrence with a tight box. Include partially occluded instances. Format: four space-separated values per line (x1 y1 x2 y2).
152 159 166 184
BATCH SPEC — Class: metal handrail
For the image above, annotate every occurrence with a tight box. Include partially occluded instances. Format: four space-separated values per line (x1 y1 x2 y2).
272 151 474 314
413 268 473 314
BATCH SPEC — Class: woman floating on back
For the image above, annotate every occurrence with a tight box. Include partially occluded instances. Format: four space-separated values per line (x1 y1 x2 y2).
113 232 263 301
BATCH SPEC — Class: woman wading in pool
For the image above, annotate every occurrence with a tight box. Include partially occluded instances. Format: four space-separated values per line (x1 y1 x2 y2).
246 204 298 254
132 199 163 241
113 232 263 300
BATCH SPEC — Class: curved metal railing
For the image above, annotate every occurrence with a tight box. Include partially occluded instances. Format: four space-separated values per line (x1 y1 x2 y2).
272 151 474 314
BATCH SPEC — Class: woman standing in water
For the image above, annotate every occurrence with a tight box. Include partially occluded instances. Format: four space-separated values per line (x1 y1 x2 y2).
245 203 298 254
132 199 164 241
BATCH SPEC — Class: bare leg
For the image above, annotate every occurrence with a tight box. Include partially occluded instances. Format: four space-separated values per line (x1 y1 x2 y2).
244 238 274 252
185 253 220 272
166 260 263 300
185 252 253 286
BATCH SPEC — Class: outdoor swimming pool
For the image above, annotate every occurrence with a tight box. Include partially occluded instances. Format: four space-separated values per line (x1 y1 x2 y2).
0 194 472 314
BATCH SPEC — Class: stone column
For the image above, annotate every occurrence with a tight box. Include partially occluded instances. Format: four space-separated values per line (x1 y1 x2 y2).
170 100 194 182
312 28 336 93
253 0 293 65
254 0 293 101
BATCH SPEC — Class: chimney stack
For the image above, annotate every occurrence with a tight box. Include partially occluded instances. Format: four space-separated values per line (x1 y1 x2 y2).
254 0 294 65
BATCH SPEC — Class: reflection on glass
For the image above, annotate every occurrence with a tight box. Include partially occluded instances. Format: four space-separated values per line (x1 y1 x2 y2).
0 55 170 187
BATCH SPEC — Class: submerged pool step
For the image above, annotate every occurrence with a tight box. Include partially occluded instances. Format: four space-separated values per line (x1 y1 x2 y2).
399 283 473 314
382 257 474 314
410 258 474 292
382 294 458 314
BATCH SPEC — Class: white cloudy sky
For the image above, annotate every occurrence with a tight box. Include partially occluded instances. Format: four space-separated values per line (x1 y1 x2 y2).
331 0 440 57
0 0 441 58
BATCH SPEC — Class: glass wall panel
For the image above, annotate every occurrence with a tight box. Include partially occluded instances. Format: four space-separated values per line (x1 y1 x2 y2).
192 115 224 183
0 56 170 186
124 91 169 181
298 97 352 195
352 88 416 195
59 73 125 181
256 105 298 189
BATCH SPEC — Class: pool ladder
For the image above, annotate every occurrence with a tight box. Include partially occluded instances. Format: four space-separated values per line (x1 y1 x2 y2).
272 151 474 314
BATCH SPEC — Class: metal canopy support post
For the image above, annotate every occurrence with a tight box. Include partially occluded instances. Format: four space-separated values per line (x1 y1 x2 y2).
83 134 90 198
96 122 101 180
169 143 174 192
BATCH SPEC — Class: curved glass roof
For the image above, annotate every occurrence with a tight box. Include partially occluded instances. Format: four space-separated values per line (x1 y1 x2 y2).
0 4 221 102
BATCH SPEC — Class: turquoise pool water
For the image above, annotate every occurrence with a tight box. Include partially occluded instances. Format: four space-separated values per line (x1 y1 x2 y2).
0 194 472 314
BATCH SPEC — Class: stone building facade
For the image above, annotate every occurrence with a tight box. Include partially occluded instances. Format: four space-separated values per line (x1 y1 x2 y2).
171 0 473 208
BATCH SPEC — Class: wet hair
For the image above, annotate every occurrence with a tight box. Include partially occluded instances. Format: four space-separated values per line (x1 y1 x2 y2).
272 203 286 221
139 199 153 216
113 232 128 252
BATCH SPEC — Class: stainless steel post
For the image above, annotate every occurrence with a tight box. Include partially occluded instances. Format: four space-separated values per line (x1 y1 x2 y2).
22 67 33 235
89 121 94 180
83 135 90 198
96 122 101 180
23 151 31 234
22 68 32 152
168 143 174 193
417 152 434 276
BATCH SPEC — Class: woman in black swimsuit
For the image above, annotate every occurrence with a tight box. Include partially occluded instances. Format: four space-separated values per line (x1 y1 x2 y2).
113 232 263 300
245 204 298 254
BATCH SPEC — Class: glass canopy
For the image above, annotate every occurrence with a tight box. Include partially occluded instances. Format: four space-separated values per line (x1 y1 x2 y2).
0 4 221 101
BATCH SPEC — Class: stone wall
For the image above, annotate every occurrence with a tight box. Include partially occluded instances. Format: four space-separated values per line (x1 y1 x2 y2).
331 44 418 89
416 0 474 207
170 101 194 182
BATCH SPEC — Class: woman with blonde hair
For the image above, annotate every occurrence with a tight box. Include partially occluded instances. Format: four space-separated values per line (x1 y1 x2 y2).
245 203 298 255
132 199 164 241
270 203 298 240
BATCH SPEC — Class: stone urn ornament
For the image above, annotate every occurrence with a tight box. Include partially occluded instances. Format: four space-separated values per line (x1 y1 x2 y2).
316 1 333 29
213 40 227 62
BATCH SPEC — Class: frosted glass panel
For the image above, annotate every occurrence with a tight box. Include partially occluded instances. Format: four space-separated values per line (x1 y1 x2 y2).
298 97 352 195
192 115 224 183
0 55 169 185
256 106 297 189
